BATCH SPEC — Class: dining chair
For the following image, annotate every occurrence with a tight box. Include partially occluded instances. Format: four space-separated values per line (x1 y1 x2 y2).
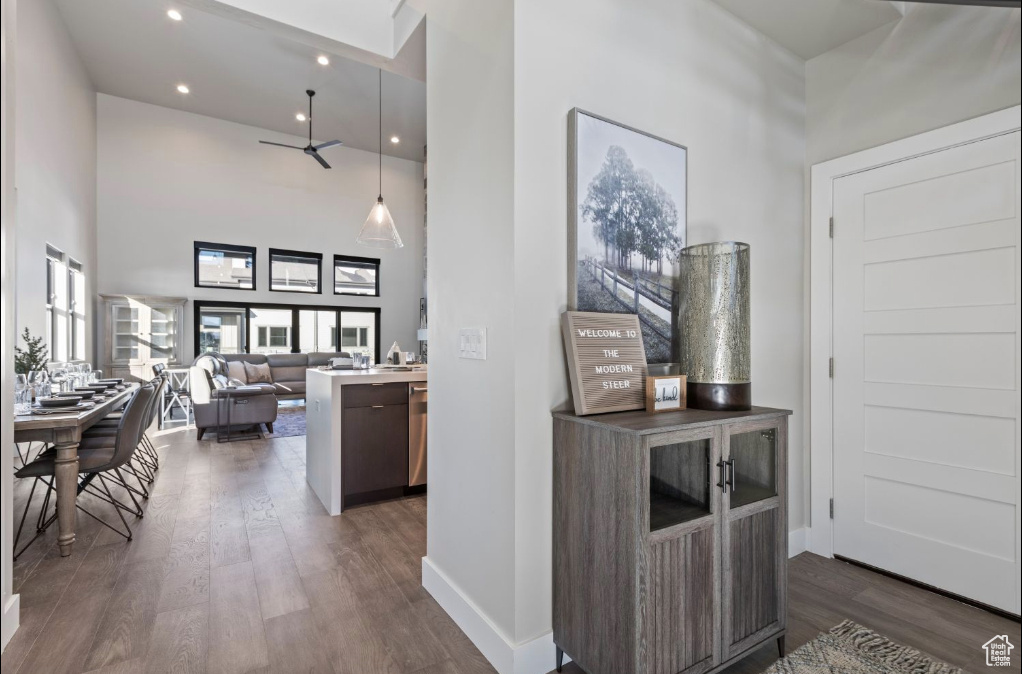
12 381 157 559
88 377 167 496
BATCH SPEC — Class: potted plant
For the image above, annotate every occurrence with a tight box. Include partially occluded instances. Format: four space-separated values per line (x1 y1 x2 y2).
14 328 49 375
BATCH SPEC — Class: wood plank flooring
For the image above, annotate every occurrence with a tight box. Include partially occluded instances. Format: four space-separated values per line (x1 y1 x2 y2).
3 428 489 674
5 426 1019 674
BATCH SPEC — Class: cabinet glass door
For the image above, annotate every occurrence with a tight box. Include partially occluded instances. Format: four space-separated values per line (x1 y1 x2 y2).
649 438 712 531
112 305 141 362
721 417 786 659
727 427 777 509
149 305 179 361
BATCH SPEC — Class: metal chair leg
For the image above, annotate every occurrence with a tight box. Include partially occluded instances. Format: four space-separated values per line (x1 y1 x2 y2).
13 478 41 560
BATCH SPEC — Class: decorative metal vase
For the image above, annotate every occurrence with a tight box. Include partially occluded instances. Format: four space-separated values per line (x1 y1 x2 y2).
677 242 751 410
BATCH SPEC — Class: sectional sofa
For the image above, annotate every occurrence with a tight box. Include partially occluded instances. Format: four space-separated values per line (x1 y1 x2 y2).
221 352 350 399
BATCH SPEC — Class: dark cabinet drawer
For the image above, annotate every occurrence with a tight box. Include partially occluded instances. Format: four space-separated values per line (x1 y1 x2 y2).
342 403 409 496
342 383 408 408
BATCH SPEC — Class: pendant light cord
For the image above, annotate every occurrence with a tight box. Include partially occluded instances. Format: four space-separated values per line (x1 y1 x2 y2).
378 69 382 198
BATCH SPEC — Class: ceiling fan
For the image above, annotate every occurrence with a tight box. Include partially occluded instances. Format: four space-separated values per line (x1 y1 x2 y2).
259 90 342 169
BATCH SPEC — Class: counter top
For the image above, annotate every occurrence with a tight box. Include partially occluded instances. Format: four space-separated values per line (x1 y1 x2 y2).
308 366 426 385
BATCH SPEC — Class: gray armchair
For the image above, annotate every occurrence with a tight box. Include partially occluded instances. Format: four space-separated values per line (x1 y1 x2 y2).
190 355 278 440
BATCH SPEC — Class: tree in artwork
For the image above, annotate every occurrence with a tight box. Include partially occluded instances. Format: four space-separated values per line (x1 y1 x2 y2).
581 145 682 275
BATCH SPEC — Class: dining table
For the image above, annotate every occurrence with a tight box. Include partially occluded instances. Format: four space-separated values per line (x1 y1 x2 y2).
13 383 138 557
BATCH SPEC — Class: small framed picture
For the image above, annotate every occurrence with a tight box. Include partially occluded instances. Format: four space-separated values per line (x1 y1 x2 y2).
646 375 687 413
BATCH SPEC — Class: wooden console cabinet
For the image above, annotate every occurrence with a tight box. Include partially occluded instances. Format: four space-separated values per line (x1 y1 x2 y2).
553 406 791 674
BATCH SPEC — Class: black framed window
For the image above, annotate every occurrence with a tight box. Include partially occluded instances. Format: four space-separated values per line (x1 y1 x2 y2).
194 300 381 363
270 248 322 294
333 254 380 297
194 241 256 290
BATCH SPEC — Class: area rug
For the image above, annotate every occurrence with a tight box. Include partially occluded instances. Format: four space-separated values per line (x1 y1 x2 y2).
765 621 963 674
266 405 306 438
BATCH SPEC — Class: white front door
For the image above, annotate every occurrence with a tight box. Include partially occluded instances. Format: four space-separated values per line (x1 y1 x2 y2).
832 131 1021 614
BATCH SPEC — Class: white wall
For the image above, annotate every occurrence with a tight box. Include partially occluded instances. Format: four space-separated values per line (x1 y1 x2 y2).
424 0 518 643
1 0 18 654
806 4 1021 165
96 94 424 365
426 0 805 667
14 0 96 364
512 0 805 645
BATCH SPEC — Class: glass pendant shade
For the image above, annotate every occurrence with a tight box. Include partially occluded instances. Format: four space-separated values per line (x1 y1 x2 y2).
357 196 403 249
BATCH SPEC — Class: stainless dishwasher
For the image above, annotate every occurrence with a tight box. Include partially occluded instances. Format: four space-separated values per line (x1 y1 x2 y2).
408 383 428 487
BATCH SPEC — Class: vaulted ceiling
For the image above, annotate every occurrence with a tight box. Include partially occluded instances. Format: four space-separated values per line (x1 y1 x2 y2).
708 0 905 59
55 0 427 162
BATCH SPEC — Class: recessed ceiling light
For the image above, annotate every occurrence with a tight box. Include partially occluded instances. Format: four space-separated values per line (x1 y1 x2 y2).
296 113 307 122
176 84 189 94
390 136 400 144
317 55 330 66
167 9 182 20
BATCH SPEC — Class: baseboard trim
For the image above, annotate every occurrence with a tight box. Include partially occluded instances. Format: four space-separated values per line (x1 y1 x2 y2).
1 593 20 654
421 557 568 674
788 527 808 558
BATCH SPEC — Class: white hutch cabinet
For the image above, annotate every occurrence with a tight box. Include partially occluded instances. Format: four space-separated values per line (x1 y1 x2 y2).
101 295 187 382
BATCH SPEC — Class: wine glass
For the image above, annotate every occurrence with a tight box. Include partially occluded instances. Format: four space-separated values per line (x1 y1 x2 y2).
51 365 69 393
28 370 50 399
14 374 31 415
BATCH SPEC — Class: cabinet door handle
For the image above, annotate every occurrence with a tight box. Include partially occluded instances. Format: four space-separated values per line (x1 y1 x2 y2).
371 405 385 409
716 460 727 494
726 458 736 493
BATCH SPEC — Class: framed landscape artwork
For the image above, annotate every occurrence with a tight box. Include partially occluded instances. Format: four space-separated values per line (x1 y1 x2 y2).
568 108 687 364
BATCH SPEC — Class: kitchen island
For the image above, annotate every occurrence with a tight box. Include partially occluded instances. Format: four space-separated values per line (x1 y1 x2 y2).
306 366 427 515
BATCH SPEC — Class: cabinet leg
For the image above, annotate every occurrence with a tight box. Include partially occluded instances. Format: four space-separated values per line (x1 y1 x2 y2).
556 646 564 672
777 635 786 658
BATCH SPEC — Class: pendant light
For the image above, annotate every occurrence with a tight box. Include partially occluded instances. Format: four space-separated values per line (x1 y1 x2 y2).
357 69 403 249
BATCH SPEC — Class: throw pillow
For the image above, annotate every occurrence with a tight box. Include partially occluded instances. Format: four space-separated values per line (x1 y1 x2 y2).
226 360 248 384
244 361 273 384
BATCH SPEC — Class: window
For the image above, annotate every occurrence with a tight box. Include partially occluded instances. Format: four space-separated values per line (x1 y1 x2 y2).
194 241 256 290
194 301 380 363
341 326 368 347
334 254 380 296
69 259 86 361
257 326 290 348
270 248 322 293
45 245 86 362
198 307 247 354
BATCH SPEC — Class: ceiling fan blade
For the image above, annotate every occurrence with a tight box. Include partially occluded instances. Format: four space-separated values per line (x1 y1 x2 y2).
259 140 305 150
313 139 343 151
307 150 331 169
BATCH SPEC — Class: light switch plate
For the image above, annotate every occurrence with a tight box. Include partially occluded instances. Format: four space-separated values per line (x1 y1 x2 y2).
459 327 487 360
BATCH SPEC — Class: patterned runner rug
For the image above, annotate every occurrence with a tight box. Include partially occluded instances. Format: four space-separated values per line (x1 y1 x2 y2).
766 621 964 674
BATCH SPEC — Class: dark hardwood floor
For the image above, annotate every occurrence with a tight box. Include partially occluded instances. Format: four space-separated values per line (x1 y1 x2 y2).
4 426 1018 674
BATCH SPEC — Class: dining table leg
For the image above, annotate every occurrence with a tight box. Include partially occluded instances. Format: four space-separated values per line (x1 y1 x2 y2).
52 435 80 557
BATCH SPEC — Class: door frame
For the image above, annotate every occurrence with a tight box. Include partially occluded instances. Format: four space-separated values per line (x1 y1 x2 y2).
808 105 1021 558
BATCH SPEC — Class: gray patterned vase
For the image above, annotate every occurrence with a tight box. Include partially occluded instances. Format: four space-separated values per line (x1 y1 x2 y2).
677 241 751 410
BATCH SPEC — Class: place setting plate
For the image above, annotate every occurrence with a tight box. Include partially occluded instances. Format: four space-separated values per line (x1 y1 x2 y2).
31 397 96 415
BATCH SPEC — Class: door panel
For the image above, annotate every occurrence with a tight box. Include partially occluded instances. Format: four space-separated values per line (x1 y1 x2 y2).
721 418 786 658
645 427 722 673
832 131 1021 614
727 508 780 643
342 404 408 497
648 527 717 674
